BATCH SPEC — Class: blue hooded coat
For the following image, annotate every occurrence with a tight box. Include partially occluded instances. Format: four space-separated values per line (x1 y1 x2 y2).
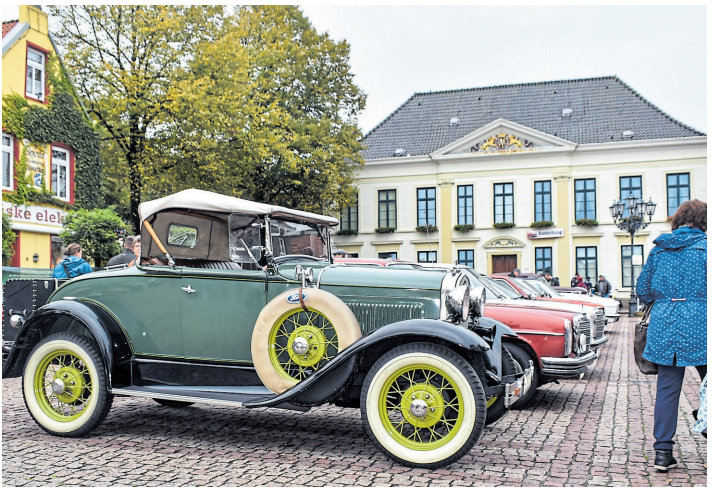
636 226 706 367
52 255 93 279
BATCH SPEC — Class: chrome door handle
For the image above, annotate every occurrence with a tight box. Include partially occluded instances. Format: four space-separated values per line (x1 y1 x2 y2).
181 285 197 294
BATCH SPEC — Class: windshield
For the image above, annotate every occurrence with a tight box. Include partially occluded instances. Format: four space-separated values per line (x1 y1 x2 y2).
481 276 521 299
268 218 329 260
514 278 544 297
537 278 563 297
492 278 524 297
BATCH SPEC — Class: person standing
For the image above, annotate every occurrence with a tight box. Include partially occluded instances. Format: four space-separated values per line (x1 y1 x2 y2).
107 235 137 267
594 275 612 297
52 243 92 279
636 199 707 472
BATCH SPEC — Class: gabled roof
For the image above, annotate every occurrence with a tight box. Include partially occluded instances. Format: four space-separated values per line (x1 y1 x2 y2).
2 20 18 38
361 76 704 160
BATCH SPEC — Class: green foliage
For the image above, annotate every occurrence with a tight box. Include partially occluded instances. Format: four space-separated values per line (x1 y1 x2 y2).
375 227 396 233
335 229 358 236
530 220 554 228
2 213 17 265
575 218 599 227
59 208 128 267
453 224 474 232
415 225 438 233
50 5 365 228
494 222 515 229
1 89 100 209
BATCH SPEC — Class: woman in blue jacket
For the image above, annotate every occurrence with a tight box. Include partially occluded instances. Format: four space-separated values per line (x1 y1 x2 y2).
52 243 93 279
636 199 707 472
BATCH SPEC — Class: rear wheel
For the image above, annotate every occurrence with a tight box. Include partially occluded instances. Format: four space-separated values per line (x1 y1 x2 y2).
22 333 113 436
361 343 486 469
503 342 540 408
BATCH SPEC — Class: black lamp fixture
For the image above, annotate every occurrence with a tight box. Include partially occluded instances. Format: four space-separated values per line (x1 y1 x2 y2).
609 194 656 316
32 253 39 263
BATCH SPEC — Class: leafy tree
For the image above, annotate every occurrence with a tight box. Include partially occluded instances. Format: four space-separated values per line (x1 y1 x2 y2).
2 213 17 266
48 5 224 231
59 208 128 268
147 6 365 215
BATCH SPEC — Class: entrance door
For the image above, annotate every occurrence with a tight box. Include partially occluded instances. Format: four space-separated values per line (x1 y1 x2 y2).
492 254 517 274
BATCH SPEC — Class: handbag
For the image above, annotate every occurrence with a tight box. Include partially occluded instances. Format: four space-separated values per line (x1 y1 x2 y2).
634 304 658 375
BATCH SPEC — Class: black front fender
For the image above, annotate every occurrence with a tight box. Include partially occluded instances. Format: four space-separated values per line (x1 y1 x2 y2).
247 319 490 408
2 298 133 387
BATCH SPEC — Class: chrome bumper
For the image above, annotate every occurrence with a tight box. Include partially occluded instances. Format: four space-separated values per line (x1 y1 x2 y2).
606 315 620 324
541 351 597 378
589 334 608 348
504 361 534 408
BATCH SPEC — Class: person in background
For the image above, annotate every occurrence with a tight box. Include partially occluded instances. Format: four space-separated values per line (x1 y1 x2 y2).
107 235 137 267
551 276 560 286
594 275 612 297
584 276 593 292
133 235 142 263
52 243 92 279
509 268 521 277
636 199 707 472
571 272 582 287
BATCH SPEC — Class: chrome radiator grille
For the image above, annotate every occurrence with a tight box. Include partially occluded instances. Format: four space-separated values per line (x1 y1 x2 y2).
577 316 591 345
345 301 425 335
594 310 606 340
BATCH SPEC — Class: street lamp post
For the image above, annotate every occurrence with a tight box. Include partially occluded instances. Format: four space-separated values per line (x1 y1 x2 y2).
609 194 657 316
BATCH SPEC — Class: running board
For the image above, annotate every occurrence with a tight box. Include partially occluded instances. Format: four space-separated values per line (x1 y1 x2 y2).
111 385 275 408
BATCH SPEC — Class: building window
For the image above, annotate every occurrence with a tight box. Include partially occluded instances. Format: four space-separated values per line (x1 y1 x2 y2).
574 178 596 220
576 247 597 282
494 182 514 224
621 245 644 288
417 251 437 263
26 46 46 102
457 185 474 225
339 197 358 232
51 146 70 201
2 133 13 191
535 247 552 275
378 252 397 259
620 176 642 218
666 173 690 217
417 187 436 227
533 180 552 222
378 189 397 229
457 249 474 267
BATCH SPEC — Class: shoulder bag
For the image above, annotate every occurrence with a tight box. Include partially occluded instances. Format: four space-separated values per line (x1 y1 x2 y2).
634 304 658 375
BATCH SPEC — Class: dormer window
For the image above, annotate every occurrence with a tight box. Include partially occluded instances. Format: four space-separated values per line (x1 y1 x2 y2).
449 117 460 126
394 148 406 157
26 46 46 102
561 108 573 117
622 130 635 139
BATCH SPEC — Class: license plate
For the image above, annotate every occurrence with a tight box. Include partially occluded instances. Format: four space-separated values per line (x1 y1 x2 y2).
504 360 534 408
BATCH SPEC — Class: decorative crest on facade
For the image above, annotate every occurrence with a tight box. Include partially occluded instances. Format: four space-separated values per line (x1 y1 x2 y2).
483 237 525 249
471 133 534 153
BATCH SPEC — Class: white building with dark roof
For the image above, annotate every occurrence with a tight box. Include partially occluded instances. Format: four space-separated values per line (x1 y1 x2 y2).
333 76 706 298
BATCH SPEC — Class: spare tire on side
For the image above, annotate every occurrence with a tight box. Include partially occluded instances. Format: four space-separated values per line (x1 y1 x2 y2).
251 288 362 394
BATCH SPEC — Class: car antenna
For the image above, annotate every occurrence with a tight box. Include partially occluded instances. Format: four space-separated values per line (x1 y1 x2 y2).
143 220 175 266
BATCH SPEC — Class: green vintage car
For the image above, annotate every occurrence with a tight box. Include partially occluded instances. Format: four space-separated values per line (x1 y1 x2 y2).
3 189 532 469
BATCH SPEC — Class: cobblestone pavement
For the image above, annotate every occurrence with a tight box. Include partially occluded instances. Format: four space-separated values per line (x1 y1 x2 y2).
2 317 707 486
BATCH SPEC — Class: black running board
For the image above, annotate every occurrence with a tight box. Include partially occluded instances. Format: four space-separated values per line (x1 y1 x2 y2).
111 385 310 411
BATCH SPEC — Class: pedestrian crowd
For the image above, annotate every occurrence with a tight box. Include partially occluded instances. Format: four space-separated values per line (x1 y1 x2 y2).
52 235 142 279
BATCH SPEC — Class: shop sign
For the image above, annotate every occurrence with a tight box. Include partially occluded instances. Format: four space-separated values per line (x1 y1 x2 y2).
23 139 47 189
527 228 564 239
2 201 66 230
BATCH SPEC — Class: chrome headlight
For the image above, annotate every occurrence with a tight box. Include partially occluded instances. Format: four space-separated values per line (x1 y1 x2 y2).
440 270 471 323
563 319 573 356
468 285 486 318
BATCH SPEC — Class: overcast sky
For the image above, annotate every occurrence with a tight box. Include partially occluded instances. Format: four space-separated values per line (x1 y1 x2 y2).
299 4 707 135
3 4 707 135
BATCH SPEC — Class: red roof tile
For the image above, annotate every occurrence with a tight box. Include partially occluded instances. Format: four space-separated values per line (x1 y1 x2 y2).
2 20 18 38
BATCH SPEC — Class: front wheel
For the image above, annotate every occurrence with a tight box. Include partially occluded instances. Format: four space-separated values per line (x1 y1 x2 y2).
22 333 113 437
360 343 486 469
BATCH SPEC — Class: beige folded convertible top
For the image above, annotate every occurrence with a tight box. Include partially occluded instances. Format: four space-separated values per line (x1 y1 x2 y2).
138 189 339 227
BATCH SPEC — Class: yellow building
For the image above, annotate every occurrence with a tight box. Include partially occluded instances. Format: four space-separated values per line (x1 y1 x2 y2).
333 77 706 299
2 6 80 269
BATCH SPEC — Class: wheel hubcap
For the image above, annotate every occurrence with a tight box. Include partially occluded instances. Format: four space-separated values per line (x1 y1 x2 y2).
51 379 65 395
291 336 310 355
33 350 93 422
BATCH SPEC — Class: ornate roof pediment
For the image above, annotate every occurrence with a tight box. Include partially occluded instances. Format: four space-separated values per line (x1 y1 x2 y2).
431 118 576 157
483 236 525 249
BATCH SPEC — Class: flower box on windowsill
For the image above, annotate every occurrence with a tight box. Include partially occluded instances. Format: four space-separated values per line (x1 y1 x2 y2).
335 229 358 236
375 227 396 234
415 225 438 233
453 224 474 232
575 218 599 227
530 220 554 228
493 222 515 229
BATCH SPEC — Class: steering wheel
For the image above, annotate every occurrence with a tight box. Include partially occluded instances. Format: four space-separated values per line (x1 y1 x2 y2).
273 254 322 264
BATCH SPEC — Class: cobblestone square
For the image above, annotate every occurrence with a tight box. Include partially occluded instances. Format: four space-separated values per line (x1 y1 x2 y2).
2 318 707 486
